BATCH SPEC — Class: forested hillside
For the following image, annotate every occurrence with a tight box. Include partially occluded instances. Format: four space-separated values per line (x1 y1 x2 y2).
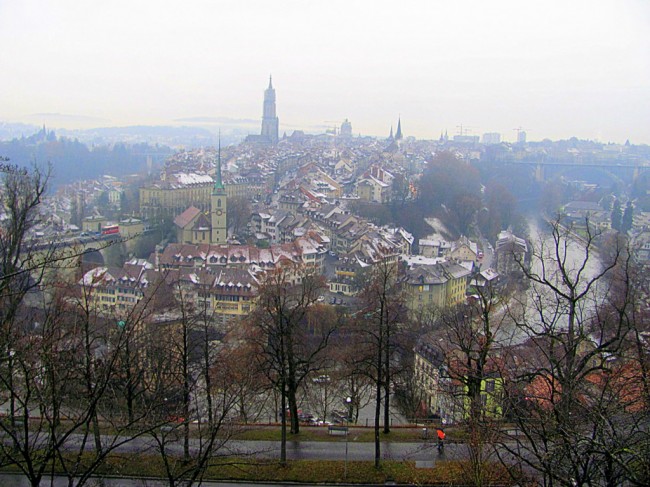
0 127 172 187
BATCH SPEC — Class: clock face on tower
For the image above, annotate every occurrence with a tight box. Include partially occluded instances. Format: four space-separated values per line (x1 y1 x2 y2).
216 210 223 216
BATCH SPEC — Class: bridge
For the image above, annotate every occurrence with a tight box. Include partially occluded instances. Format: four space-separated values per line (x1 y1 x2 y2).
501 158 650 185
28 233 133 282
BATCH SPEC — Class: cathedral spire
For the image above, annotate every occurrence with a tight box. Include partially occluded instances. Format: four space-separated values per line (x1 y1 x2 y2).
268 74 273 89
395 116 403 140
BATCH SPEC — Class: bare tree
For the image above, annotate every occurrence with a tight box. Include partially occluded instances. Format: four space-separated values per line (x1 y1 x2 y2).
0 163 117 486
249 263 335 464
432 282 509 487
227 195 252 238
0 277 168 487
0 163 165 486
330 328 374 426
0 162 49 327
146 335 242 487
355 258 407 468
219 324 269 424
498 217 646 486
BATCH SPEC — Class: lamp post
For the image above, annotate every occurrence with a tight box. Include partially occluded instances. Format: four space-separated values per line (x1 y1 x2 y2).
344 396 352 478
8 349 15 430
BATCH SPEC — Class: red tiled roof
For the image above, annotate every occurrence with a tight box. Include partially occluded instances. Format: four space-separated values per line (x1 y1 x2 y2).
174 206 202 229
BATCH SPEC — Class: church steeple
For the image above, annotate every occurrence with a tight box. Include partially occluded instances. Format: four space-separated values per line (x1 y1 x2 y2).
211 132 227 244
388 125 394 140
395 117 403 140
213 133 225 193
268 75 273 90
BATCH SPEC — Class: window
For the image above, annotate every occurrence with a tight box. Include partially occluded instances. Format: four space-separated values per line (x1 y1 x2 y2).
485 380 495 392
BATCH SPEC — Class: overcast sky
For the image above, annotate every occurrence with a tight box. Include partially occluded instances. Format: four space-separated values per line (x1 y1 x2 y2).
1 0 649 143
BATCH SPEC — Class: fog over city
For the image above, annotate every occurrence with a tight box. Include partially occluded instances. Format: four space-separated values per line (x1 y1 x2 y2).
1 0 649 143
3 1 650 486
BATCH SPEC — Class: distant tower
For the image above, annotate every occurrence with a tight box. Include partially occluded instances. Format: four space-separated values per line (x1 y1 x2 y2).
388 126 394 140
261 75 279 145
395 117 403 140
482 132 501 145
211 137 227 244
340 119 352 137
517 130 527 144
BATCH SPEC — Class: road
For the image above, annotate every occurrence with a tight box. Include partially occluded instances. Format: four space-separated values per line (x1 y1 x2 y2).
55 432 459 462
226 437 457 462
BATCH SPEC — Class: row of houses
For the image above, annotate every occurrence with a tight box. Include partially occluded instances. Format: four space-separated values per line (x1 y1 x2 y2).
79 257 261 325
413 327 648 424
79 238 501 328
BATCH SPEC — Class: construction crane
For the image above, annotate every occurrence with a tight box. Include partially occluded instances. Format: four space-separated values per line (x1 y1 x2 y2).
513 126 528 143
455 124 475 136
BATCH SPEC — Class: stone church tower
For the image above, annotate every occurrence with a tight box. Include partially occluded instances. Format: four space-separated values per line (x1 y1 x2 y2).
260 75 279 145
210 139 227 244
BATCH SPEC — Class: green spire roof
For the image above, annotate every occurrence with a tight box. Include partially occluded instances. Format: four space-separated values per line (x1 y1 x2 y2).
213 134 225 192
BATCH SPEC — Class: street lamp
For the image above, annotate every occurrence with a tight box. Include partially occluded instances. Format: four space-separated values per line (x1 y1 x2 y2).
344 396 352 479
8 349 15 430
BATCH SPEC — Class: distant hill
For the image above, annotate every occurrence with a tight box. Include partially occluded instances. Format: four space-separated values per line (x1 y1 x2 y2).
0 122 249 148
0 127 173 188
57 125 220 147
0 122 41 140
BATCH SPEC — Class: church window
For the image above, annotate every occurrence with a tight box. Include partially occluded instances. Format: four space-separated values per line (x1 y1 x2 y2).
217 199 222 208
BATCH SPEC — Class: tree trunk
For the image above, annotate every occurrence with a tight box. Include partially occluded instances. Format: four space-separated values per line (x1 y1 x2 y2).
280 381 287 465
288 386 300 434
182 324 190 462
383 321 391 434
374 333 383 469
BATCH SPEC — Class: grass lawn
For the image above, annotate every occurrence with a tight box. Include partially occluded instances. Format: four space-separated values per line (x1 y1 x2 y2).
0 454 517 485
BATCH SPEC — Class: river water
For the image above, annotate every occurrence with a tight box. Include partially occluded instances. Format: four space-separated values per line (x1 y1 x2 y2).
495 219 606 345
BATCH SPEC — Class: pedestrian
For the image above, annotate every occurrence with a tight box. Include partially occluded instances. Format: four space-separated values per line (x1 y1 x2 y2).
436 428 445 452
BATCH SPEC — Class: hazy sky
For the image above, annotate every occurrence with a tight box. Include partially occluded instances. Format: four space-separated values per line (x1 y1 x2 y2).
1 0 649 143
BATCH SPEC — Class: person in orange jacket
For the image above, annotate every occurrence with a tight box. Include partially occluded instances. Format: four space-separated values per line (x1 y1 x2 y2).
436 428 445 452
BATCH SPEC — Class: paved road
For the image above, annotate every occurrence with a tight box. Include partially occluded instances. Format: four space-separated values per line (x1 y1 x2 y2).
59 433 460 462
225 438 459 462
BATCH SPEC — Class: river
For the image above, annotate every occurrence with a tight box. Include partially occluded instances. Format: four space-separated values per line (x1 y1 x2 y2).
495 218 606 346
